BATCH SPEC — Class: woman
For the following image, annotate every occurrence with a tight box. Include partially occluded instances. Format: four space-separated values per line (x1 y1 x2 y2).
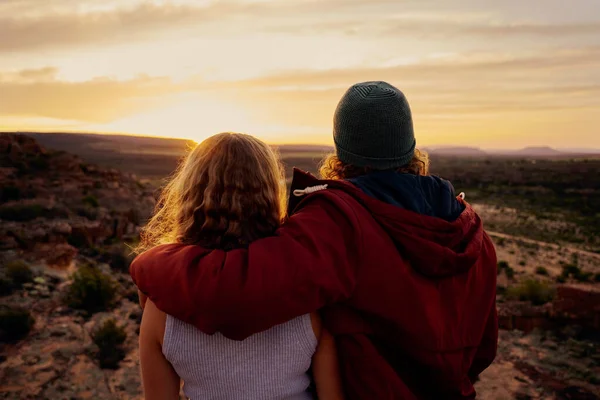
136 132 344 400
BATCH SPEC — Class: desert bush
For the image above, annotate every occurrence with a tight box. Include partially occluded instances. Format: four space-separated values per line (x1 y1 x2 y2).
497 260 515 279
75 206 98 221
82 195 99 208
595 273 600 283
505 267 515 279
29 155 50 170
106 248 133 273
0 204 44 221
92 318 127 369
5 260 34 287
519 260 526 266
0 274 13 296
64 264 117 314
559 264 593 282
0 186 21 202
124 287 139 304
535 267 549 276
0 203 67 221
506 279 555 306
562 264 581 276
0 306 35 342
67 232 90 248
571 252 579 265
573 271 593 283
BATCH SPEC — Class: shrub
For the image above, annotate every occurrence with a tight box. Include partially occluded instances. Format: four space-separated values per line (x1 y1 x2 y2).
0 275 13 296
107 248 133 273
595 273 600 283
0 204 44 221
506 279 555 306
562 264 581 276
68 232 90 248
505 266 515 279
535 267 549 276
92 319 127 369
519 261 526 266
29 156 50 170
75 206 98 221
64 265 117 314
497 260 516 279
574 271 593 283
5 260 34 287
559 264 593 282
0 306 35 342
497 260 509 270
0 186 21 202
571 253 579 265
82 195 99 208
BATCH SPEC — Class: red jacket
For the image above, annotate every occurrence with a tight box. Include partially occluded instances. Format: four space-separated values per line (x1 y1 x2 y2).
131 169 498 399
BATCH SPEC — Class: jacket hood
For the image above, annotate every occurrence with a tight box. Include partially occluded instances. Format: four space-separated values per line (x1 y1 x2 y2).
289 168 483 279
349 170 465 221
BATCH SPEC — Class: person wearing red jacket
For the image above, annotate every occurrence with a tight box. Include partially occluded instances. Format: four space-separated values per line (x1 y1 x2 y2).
131 81 498 399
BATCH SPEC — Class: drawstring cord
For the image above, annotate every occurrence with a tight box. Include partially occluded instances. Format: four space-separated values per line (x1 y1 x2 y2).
293 184 465 202
293 184 328 197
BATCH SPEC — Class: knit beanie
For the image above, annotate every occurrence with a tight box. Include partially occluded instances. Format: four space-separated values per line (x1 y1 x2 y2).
333 81 416 169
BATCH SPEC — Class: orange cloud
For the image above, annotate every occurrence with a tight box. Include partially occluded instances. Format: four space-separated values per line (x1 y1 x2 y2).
0 68 181 122
4 0 598 54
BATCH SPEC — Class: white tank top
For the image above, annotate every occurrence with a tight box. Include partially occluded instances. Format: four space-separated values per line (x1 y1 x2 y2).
162 314 317 400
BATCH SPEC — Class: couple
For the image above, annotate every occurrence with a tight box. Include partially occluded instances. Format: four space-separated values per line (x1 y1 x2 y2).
131 81 498 400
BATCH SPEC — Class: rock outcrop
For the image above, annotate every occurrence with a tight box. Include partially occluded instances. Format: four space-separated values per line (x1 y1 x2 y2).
0 134 155 267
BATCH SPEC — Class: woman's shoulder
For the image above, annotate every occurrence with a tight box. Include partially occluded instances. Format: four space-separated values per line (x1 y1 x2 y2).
141 299 168 347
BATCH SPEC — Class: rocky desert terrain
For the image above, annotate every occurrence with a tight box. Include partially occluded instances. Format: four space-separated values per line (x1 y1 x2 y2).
0 133 598 399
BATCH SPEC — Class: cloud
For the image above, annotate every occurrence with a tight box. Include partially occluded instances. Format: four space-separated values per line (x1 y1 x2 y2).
202 47 600 126
220 47 600 90
263 16 600 40
0 2 263 52
4 0 598 54
0 0 392 52
0 67 58 82
0 67 181 122
2 44 600 137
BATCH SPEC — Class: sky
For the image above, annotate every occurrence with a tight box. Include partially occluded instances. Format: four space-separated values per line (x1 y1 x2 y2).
0 0 599 148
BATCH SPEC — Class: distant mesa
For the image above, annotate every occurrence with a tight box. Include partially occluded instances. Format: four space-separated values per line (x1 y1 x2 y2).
2 132 599 159
515 146 562 156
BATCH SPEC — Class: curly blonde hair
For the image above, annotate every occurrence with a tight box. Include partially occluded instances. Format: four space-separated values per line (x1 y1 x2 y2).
136 132 285 253
319 148 430 180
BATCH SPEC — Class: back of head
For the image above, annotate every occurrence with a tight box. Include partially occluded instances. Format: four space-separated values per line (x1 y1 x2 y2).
322 81 428 179
334 81 415 169
138 132 284 252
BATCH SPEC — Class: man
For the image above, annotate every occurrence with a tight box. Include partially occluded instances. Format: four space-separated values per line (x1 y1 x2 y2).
131 81 497 399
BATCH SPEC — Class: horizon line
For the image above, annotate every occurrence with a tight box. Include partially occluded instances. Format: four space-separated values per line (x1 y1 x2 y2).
1 129 598 152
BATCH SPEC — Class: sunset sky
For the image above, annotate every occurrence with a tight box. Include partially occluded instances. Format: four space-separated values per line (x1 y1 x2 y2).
1 0 599 148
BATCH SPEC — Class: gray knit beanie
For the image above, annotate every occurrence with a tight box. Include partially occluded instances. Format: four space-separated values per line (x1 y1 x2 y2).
333 81 415 169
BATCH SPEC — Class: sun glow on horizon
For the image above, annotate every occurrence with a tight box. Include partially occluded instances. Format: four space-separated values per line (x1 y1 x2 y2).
1 0 599 148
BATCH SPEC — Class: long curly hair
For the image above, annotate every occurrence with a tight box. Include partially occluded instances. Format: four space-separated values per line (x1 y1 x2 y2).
136 132 285 252
319 148 430 180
